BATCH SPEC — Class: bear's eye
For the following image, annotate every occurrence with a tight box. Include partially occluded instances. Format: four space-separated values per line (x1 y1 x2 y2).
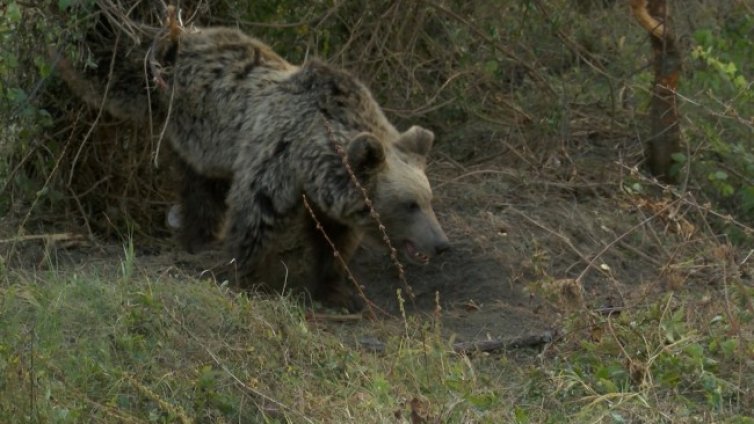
405 201 420 212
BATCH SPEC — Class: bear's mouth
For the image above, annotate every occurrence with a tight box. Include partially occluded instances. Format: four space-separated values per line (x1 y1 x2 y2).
403 240 430 265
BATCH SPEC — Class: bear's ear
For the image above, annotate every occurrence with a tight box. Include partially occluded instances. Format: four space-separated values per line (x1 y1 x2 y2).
347 132 385 172
396 126 435 159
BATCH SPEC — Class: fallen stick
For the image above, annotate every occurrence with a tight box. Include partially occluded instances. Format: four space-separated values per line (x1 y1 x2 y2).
453 330 558 354
305 312 364 323
0 232 87 245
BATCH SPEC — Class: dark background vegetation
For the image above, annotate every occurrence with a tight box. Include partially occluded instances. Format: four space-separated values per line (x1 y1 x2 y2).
2 0 753 239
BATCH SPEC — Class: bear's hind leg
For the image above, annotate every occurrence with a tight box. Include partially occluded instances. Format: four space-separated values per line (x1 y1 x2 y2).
178 160 231 253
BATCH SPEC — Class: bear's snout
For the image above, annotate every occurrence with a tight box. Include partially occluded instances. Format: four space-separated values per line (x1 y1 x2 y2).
434 238 450 255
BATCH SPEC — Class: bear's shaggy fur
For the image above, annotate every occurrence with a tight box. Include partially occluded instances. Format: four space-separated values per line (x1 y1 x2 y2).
59 25 449 308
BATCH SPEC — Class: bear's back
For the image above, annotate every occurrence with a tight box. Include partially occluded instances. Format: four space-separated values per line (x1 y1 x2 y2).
278 60 400 145
161 27 299 176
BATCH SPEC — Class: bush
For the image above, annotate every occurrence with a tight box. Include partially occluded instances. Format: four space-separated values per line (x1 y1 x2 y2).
1 0 752 240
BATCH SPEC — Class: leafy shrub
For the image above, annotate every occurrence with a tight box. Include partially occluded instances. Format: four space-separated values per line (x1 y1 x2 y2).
685 13 754 227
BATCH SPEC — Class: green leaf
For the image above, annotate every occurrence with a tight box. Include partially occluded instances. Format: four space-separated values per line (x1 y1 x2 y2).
595 365 609 380
465 392 496 410
34 55 52 77
721 338 738 356
484 60 499 76
722 183 735 197
6 2 22 23
722 61 737 76
7 87 27 104
709 170 728 181
610 412 626 424
513 406 529 423
693 29 713 46
734 75 748 90
597 378 618 393
683 343 704 362
58 0 73 11
671 152 686 163
2 53 18 69
703 357 719 368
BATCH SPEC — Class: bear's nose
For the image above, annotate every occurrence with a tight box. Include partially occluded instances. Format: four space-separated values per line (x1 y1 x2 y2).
434 240 450 255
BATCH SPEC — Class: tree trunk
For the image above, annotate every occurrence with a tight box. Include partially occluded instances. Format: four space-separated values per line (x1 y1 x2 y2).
630 0 682 183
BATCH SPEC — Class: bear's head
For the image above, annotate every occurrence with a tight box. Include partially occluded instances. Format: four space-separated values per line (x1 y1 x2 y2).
346 126 450 265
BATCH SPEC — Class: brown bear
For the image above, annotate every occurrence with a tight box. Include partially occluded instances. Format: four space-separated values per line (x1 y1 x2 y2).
59 21 449 308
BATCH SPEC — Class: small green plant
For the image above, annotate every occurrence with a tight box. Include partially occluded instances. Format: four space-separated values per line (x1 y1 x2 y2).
120 236 136 280
551 288 753 421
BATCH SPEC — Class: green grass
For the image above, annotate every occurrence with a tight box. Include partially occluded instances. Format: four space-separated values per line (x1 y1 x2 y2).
0 258 508 423
1 248 753 423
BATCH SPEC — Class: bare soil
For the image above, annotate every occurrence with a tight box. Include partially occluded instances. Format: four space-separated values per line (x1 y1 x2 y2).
2 131 665 349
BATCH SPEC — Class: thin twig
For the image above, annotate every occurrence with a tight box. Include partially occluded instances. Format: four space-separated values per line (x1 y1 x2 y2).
306 312 363 323
507 206 610 280
618 162 754 234
150 5 182 167
575 198 679 284
301 194 389 319
67 34 121 185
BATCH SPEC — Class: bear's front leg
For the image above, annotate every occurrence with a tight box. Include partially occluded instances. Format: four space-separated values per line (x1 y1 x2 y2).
177 159 231 253
306 214 365 312
302 163 371 311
